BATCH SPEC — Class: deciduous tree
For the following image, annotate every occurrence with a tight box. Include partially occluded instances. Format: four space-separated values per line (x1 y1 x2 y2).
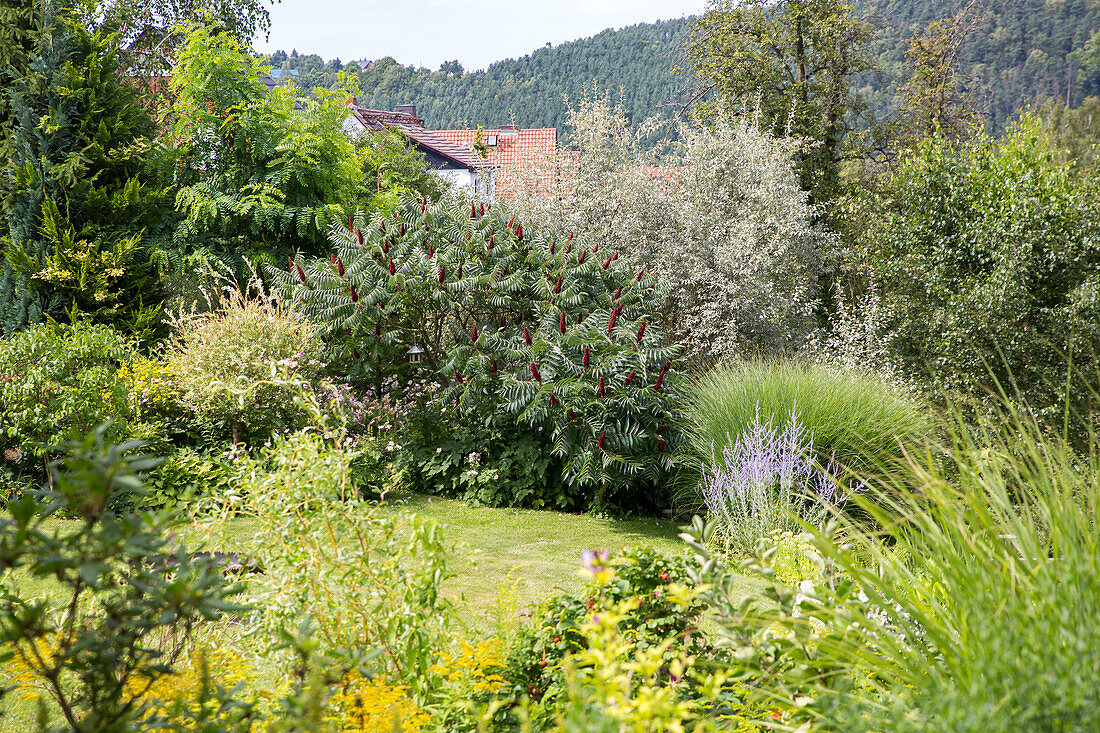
687 0 874 203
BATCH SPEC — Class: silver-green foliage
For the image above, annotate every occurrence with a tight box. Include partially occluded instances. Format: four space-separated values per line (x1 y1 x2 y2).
508 93 832 361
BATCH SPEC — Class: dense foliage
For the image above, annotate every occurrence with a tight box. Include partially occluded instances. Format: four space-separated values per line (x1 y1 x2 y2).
273 196 683 507
689 0 875 203
164 22 366 275
509 93 833 362
847 116 1100 428
0 321 136 488
853 0 1100 134
1 0 164 338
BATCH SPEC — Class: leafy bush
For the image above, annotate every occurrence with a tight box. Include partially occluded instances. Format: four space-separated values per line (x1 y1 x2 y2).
846 115 1100 432
166 290 323 446
509 92 833 361
166 21 365 268
684 359 927 495
393 411 567 509
499 547 706 727
701 407 851 557
0 321 135 485
224 431 454 701
0 427 243 731
684 397 1100 732
274 196 684 507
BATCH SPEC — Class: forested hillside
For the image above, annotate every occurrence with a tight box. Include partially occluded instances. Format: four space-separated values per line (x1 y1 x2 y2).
270 18 691 135
268 0 1100 138
853 0 1100 132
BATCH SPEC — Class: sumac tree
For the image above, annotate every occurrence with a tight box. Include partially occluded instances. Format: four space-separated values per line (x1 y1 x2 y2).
272 197 683 506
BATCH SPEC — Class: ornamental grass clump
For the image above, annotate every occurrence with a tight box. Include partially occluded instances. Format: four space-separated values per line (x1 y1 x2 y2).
701 407 850 558
686 359 927 498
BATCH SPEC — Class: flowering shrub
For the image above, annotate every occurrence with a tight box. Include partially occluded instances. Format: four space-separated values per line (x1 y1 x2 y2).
273 195 685 507
326 671 430 733
701 406 852 558
500 547 707 728
430 639 508 697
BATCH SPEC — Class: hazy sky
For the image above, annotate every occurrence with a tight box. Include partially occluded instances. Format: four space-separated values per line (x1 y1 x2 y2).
253 0 704 71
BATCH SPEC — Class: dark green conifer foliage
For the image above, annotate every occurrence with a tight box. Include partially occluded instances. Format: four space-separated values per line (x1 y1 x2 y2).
274 197 683 506
1 0 163 338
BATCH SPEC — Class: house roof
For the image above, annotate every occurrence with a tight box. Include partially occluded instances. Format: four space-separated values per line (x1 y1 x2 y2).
347 106 494 172
433 127 557 196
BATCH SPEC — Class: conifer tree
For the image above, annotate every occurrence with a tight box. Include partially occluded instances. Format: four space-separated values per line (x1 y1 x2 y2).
1 0 162 337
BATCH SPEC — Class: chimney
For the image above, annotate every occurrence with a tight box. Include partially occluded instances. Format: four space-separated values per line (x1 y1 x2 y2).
499 123 518 135
395 104 417 117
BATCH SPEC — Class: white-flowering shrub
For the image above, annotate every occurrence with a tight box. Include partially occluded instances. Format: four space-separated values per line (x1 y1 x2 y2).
508 92 833 362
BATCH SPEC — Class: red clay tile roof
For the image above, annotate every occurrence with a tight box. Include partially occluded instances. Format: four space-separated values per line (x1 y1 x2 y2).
433 127 558 197
349 107 494 171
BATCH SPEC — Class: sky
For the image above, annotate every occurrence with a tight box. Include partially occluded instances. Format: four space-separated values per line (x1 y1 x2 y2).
253 0 705 72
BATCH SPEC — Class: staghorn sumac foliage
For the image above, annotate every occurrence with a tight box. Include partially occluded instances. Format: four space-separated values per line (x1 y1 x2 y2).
272 196 684 507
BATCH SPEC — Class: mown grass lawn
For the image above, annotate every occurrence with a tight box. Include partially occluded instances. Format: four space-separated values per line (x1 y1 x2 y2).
183 492 761 630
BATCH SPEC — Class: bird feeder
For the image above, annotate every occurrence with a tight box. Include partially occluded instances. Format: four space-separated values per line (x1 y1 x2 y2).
407 345 425 365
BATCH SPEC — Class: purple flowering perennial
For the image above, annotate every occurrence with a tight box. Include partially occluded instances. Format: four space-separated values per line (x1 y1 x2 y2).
700 404 858 556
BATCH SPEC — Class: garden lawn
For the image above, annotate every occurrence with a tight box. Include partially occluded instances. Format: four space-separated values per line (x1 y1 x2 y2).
185 493 761 631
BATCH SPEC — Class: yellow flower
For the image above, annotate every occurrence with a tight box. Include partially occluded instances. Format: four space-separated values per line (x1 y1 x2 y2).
326 672 430 733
